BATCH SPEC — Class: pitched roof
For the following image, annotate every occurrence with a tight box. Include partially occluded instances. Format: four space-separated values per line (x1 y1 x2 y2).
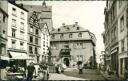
51 24 89 34
23 5 52 12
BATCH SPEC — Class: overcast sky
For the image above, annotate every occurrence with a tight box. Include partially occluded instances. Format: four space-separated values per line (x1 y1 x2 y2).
17 1 106 61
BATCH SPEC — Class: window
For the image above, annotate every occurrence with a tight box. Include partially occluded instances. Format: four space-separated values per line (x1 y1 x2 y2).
29 46 33 53
51 34 55 39
111 29 114 42
121 39 124 52
69 33 72 38
78 33 82 37
12 28 16 37
2 30 6 38
20 42 24 50
20 22 24 31
20 31 24 39
60 34 64 39
77 27 80 30
120 15 124 32
73 43 76 49
35 47 38 54
35 38 38 44
21 12 24 19
12 8 16 16
30 26 33 33
12 19 16 27
119 1 123 8
58 28 60 32
30 36 33 43
12 40 16 49
35 29 38 35
82 43 86 49
67 27 70 30
3 15 6 23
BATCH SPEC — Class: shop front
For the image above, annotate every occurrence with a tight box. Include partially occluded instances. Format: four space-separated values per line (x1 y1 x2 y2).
6 51 32 80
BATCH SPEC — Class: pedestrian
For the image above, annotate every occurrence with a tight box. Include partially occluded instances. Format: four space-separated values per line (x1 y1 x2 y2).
78 64 83 74
26 62 35 81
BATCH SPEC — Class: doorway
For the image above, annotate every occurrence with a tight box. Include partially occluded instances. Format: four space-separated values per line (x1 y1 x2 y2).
63 58 70 66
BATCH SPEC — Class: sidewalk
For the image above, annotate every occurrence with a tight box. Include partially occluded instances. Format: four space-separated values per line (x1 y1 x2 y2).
100 70 123 80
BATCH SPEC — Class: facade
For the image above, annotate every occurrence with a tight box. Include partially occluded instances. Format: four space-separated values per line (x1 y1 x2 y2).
1 0 29 62
103 0 128 78
40 23 50 64
50 22 97 68
0 7 8 80
23 1 52 63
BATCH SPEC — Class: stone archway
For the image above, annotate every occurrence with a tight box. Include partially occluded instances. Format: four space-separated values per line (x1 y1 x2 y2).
63 58 70 66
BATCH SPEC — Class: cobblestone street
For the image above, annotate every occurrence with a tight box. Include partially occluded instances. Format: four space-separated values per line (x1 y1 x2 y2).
49 73 85 80
62 68 106 80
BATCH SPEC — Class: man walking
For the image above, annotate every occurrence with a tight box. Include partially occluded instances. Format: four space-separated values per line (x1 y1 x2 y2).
26 62 35 81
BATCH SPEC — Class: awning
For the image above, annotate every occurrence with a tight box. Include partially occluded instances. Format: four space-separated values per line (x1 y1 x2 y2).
9 51 33 60
0 56 10 60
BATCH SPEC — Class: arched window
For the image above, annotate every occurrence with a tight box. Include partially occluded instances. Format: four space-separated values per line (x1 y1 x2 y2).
69 33 72 38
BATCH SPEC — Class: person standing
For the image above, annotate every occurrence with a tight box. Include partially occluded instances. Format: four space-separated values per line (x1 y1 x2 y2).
26 62 35 81
78 64 83 74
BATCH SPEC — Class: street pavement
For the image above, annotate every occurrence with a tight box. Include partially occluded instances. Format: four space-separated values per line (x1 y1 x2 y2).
63 68 106 80
49 73 85 80
100 70 123 80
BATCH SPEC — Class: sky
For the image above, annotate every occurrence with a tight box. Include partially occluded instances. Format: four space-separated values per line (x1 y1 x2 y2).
17 1 106 62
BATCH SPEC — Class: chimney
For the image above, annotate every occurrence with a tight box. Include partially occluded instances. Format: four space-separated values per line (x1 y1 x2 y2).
75 22 78 25
42 0 46 8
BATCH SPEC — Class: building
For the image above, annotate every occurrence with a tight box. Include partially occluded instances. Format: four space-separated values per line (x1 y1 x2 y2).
40 23 50 64
103 0 128 78
22 1 52 63
50 22 97 68
0 7 8 80
1 0 30 65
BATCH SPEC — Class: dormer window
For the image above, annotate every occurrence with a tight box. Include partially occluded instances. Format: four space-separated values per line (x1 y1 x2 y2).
58 28 60 32
67 27 70 30
78 32 82 37
77 27 80 30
